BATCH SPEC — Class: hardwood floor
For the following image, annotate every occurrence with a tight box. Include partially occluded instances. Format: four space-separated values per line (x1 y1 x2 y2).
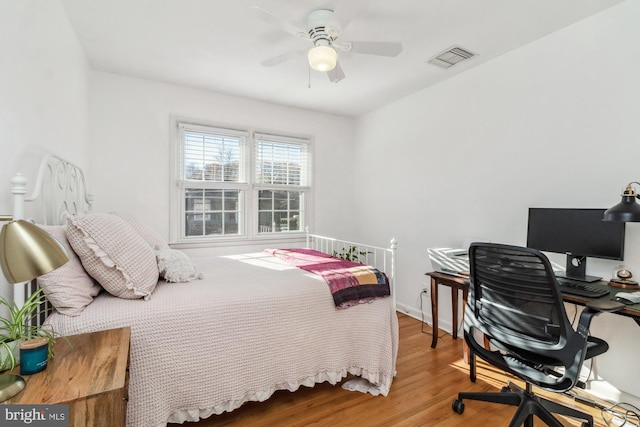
171 313 614 426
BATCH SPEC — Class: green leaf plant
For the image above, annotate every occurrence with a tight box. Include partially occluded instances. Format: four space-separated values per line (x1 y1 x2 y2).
0 287 60 372
333 246 369 263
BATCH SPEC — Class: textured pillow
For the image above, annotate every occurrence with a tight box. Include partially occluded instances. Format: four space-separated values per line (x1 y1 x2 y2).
66 213 159 299
156 248 203 283
36 224 101 316
111 211 170 249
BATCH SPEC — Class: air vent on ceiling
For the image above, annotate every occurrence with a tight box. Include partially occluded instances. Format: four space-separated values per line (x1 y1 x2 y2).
428 46 475 69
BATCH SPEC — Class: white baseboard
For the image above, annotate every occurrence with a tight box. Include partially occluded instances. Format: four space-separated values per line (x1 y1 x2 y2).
395 302 423 321
395 302 458 337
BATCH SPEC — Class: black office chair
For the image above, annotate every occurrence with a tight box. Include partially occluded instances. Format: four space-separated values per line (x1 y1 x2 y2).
451 242 620 427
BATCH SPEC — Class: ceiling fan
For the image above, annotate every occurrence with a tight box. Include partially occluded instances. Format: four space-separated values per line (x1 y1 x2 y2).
250 1 403 83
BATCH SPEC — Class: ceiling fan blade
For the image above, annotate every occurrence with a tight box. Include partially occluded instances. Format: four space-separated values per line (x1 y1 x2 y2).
343 41 403 57
326 0 368 35
327 62 345 83
249 6 308 39
261 49 308 67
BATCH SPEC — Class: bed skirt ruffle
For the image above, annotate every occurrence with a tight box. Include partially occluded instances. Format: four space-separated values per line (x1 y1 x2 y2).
165 367 393 425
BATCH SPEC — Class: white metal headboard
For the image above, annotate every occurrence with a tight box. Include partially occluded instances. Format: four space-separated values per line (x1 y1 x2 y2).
10 155 93 315
12 154 93 225
305 229 397 308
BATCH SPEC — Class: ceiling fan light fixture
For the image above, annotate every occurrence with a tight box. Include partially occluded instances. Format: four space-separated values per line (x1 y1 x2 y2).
308 45 338 72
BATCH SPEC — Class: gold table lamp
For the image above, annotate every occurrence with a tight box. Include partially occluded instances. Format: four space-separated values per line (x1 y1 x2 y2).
0 215 69 401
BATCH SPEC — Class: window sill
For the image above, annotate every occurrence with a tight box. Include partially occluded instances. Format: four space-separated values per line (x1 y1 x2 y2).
169 233 307 250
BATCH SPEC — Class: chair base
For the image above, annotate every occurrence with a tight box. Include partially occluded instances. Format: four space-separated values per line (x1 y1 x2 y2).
452 381 593 427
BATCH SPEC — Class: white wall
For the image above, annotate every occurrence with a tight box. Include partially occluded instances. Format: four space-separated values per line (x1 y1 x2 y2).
0 0 90 302
0 1 91 198
353 0 640 401
88 71 356 253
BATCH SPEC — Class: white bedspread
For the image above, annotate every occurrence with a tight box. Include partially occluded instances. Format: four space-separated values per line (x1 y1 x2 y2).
47 252 399 427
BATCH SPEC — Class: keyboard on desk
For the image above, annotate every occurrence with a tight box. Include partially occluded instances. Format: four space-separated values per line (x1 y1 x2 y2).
557 279 610 298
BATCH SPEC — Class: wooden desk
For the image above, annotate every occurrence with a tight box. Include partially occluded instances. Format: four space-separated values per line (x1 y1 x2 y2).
426 273 640 349
425 272 640 382
4 327 131 427
425 271 469 349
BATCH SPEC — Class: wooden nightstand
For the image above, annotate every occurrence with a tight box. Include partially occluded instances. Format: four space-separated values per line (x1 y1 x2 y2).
4 327 131 427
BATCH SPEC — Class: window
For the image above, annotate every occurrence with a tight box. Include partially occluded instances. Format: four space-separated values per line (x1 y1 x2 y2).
174 122 311 243
255 134 310 234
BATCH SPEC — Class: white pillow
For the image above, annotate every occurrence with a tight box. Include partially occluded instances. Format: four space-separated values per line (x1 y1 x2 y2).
66 213 159 299
111 211 170 249
36 224 101 316
156 248 203 283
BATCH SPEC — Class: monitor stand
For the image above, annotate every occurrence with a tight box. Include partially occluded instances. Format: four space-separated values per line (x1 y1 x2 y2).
557 254 602 283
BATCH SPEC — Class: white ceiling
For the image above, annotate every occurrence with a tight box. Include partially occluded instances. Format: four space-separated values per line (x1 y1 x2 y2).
60 0 626 118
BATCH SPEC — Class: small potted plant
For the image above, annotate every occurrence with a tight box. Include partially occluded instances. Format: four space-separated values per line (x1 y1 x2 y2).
333 245 369 263
0 288 56 372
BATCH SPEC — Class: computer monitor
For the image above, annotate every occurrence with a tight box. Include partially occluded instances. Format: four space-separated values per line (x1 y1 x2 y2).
526 208 625 282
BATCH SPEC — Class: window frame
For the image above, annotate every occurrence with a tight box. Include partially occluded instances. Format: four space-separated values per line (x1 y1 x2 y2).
170 118 313 247
253 132 311 237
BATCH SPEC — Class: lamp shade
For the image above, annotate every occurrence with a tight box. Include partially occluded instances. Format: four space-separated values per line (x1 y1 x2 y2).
0 219 69 283
603 183 640 222
308 45 338 71
603 196 640 222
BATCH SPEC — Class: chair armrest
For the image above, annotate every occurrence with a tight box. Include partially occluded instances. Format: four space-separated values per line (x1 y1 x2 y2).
576 300 625 338
586 299 626 313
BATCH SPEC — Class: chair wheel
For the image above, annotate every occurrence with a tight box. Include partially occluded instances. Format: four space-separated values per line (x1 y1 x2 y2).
452 399 465 414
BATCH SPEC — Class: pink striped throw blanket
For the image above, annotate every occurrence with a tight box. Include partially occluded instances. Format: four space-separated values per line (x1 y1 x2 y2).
266 248 390 309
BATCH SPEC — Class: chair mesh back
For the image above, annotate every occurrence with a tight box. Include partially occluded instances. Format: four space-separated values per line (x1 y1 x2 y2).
470 244 568 345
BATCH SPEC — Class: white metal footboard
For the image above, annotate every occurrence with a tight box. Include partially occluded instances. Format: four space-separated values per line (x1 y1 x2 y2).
306 229 397 307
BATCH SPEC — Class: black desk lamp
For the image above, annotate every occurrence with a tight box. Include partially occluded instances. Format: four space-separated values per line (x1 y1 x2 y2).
603 182 640 222
0 215 69 401
603 184 640 288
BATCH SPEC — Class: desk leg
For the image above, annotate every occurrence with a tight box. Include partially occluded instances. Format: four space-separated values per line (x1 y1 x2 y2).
461 289 477 383
461 288 469 365
461 288 468 327
451 287 459 340
430 277 438 348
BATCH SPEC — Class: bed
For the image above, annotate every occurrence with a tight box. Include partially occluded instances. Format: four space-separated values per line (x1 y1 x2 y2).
9 155 399 427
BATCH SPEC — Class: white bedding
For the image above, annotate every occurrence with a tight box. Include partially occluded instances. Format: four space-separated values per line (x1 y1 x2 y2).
47 252 399 427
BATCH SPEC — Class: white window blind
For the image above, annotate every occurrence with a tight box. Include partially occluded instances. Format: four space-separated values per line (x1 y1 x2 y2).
255 133 310 188
181 124 246 183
